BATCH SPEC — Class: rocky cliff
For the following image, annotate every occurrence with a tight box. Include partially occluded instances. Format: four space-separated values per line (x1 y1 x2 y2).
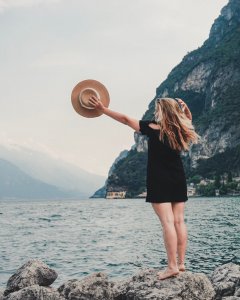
98 0 240 197
90 149 130 198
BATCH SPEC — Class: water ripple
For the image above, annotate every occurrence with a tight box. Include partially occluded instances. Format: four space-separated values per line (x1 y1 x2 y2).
0 197 239 288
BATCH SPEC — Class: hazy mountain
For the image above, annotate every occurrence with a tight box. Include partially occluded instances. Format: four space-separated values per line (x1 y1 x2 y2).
0 143 106 199
0 159 72 199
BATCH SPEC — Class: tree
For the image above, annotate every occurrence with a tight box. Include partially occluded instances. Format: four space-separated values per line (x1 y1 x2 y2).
190 175 202 184
227 171 233 183
196 183 215 196
219 182 227 195
214 173 221 189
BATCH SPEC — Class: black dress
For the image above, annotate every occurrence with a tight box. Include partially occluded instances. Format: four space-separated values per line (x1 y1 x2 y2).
139 120 188 203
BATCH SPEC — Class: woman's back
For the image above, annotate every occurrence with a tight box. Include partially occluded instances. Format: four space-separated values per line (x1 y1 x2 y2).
139 119 188 203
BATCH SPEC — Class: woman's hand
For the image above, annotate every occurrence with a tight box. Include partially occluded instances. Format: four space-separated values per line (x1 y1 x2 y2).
176 98 192 121
176 98 187 112
88 95 105 112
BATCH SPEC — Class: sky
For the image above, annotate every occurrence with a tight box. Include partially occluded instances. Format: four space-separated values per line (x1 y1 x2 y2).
0 0 228 177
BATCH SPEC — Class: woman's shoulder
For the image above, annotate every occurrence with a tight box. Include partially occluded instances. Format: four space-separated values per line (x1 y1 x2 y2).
148 120 160 130
139 119 157 135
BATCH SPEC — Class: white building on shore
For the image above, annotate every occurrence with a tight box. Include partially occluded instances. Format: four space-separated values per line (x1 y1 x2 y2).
105 187 127 199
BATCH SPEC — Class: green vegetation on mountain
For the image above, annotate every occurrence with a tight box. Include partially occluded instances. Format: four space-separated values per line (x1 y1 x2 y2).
107 149 147 198
196 171 240 197
188 145 240 178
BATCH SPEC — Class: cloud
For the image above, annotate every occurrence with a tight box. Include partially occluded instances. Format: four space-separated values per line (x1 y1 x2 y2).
0 0 60 12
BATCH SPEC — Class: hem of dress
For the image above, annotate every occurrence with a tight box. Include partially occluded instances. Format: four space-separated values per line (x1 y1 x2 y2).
145 198 188 203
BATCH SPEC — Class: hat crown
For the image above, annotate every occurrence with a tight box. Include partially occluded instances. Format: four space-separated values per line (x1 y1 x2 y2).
79 88 100 110
71 79 110 118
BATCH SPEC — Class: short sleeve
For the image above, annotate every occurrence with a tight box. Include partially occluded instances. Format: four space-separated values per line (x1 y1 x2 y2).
139 120 152 136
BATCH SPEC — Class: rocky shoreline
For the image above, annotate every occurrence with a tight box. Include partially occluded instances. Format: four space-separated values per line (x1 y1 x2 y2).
0 259 239 300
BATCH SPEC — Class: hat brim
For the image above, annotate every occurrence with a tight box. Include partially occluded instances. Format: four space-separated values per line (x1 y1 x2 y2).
71 79 110 118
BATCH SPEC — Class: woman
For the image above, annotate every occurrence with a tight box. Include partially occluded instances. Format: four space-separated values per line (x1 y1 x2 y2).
88 95 200 280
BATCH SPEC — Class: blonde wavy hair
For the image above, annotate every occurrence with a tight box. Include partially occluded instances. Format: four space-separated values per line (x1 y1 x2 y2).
154 97 200 152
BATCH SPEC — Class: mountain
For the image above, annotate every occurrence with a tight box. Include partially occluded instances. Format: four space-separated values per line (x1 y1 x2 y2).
0 143 106 199
95 0 240 197
90 149 129 198
0 159 72 199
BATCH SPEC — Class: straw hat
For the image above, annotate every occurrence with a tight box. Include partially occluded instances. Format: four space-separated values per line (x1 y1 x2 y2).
71 79 110 118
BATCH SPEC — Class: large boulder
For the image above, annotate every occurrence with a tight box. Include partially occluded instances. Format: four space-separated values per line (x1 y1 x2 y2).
112 268 215 300
2 259 240 300
210 263 240 299
0 289 4 300
235 287 240 297
221 297 240 300
4 259 58 296
58 272 115 300
3 285 64 300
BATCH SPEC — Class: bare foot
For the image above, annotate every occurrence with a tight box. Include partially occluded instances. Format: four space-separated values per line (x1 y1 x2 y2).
157 267 179 280
178 263 186 272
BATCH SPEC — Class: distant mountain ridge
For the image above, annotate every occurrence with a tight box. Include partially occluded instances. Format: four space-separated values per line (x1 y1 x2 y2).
0 143 106 199
94 0 240 197
0 159 70 199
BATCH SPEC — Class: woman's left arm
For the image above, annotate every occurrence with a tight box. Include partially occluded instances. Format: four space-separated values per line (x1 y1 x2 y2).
88 95 140 131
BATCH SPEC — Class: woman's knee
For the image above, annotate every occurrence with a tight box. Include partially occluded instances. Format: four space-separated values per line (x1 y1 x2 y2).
151 203 175 225
172 202 185 226
160 216 175 227
174 217 185 226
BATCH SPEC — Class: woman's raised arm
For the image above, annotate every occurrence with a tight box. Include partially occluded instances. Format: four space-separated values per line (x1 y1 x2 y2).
88 95 140 132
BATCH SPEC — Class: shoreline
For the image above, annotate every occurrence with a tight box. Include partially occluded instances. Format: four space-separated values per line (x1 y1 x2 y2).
1 195 240 202
0 259 240 300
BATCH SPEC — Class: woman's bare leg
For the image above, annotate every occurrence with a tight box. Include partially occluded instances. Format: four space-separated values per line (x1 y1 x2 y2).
172 202 187 271
151 202 179 279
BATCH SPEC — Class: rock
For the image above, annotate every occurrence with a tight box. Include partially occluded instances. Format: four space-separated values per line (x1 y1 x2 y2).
2 259 240 300
111 277 130 300
235 287 240 296
180 62 214 93
4 259 58 296
112 268 215 300
0 289 4 300
134 132 148 153
210 263 240 300
58 272 115 300
3 285 64 300
222 297 240 300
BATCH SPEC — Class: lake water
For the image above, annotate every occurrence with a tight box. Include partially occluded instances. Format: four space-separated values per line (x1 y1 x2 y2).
0 197 239 288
